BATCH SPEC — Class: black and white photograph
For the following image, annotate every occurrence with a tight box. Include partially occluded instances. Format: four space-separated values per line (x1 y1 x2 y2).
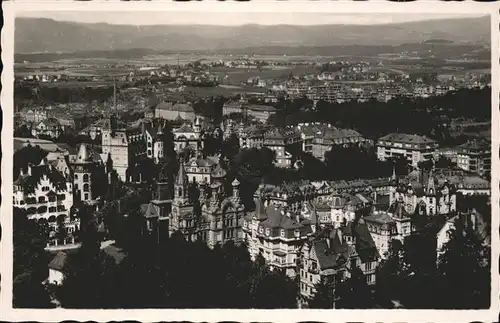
2 2 498 321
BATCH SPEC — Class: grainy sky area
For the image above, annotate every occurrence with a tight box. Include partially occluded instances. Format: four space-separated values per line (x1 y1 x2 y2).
17 12 486 26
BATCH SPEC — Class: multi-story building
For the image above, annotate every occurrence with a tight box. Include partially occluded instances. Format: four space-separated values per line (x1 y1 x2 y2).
223 102 277 123
31 118 64 139
13 159 76 247
254 181 317 213
155 101 196 121
295 123 371 161
184 155 218 184
299 222 379 302
141 164 172 240
172 118 204 153
101 115 145 182
243 197 316 278
392 168 457 216
22 108 48 123
364 200 415 259
264 128 302 168
72 144 97 203
456 139 491 176
168 162 245 248
144 122 166 164
328 191 374 228
376 133 439 166
239 124 266 149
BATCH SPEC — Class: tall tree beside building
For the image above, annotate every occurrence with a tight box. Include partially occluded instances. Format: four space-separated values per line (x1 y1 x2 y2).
308 279 334 309
435 223 490 309
56 208 121 308
13 208 54 308
335 266 375 309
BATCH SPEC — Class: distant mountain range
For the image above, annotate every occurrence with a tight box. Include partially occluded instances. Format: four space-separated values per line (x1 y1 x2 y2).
15 16 490 54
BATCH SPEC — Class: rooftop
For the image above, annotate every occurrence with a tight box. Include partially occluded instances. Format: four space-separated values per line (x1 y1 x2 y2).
379 133 437 145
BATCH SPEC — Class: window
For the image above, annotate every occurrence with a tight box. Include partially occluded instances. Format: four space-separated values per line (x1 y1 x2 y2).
265 228 270 236
84 193 89 200
74 174 78 179
280 229 285 237
365 261 372 271
49 195 56 202
259 227 263 234
83 174 89 182
38 196 46 203
49 207 57 213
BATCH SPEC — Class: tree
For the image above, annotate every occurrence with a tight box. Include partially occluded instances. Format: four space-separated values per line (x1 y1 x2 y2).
56 214 121 308
308 278 334 309
13 208 54 308
435 221 490 309
336 266 375 309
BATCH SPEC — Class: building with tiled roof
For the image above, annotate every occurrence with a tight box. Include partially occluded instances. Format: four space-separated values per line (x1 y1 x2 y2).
391 168 457 217
14 137 62 153
456 139 491 176
155 101 196 121
47 251 68 285
166 160 245 248
184 154 218 184
101 115 146 181
13 160 77 248
31 117 64 139
376 133 439 166
172 118 204 153
296 123 372 161
299 222 380 301
143 121 166 164
243 196 316 278
223 102 278 123
264 127 302 168
238 123 267 149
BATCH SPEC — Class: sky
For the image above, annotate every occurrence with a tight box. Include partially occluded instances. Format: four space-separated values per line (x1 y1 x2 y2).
17 12 485 26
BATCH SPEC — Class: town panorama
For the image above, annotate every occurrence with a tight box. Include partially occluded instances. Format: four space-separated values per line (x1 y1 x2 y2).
12 13 492 309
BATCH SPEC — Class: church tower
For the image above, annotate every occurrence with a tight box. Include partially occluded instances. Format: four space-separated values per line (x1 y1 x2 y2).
425 169 437 216
74 144 94 203
153 122 165 164
174 160 189 205
151 163 172 219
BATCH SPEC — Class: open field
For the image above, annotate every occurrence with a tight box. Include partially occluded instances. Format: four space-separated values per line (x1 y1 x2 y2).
211 66 318 84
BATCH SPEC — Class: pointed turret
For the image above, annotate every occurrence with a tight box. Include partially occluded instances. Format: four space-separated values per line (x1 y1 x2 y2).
426 169 436 195
176 161 187 186
232 178 240 199
76 143 91 163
